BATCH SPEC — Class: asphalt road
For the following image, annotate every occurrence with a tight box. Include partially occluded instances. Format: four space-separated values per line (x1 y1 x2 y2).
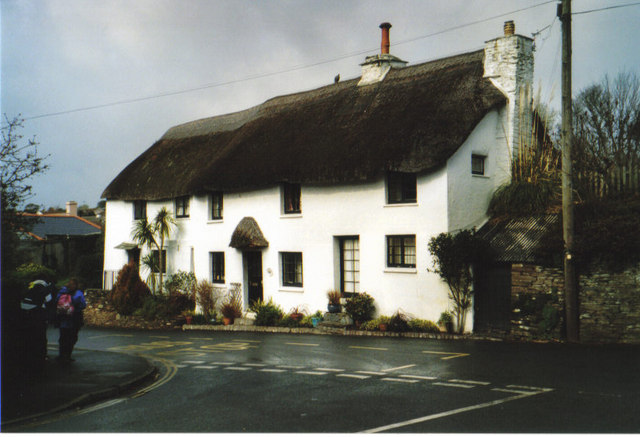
25 327 640 432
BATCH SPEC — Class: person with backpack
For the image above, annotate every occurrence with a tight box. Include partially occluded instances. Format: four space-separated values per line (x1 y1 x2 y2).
55 278 86 362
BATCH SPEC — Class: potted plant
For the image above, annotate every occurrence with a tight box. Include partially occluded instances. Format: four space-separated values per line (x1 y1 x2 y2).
377 315 391 332
221 288 243 325
327 290 342 313
289 306 306 322
438 311 454 333
310 310 323 327
183 310 194 325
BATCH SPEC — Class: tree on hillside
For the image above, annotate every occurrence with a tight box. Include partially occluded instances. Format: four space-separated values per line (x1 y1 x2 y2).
1 115 49 273
573 72 640 179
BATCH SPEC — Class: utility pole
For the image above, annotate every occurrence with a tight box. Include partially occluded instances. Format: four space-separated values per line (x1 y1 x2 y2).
559 0 579 342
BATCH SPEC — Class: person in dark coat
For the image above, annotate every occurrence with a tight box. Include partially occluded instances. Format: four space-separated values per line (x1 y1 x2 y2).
55 278 86 362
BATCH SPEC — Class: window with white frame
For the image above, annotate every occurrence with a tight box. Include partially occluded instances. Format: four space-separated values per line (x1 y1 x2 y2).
210 252 225 283
281 252 303 287
175 196 190 218
386 235 416 268
209 192 223 220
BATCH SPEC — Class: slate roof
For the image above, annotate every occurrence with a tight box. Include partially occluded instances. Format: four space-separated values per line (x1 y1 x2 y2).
22 214 102 240
476 214 559 264
102 49 506 201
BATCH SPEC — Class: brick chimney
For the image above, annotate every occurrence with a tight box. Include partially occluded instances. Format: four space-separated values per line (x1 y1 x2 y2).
358 22 407 86
483 20 535 158
66 201 78 216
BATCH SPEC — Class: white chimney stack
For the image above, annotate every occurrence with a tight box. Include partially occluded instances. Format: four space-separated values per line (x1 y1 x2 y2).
483 20 535 159
358 22 407 87
66 201 78 216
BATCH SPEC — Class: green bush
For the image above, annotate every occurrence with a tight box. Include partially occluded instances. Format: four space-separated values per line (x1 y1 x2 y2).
253 298 284 326
344 292 376 323
14 262 57 287
408 319 440 333
361 316 391 331
164 271 196 295
300 315 315 328
195 280 220 319
277 315 300 328
111 263 151 315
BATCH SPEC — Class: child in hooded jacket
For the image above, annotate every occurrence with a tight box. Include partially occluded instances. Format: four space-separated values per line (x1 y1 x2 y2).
56 278 86 362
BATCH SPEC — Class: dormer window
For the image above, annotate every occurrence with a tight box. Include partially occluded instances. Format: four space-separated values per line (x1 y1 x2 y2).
175 196 190 218
133 200 146 220
282 183 301 214
387 171 417 204
472 154 486 175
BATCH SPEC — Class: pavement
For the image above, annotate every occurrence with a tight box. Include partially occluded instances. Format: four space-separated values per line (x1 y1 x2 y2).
1 347 156 429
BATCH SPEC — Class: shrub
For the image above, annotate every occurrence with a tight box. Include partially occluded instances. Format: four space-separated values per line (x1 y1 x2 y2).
167 291 195 315
164 271 196 296
361 316 391 331
327 290 341 305
408 319 440 333
300 315 315 328
344 292 376 323
388 311 410 333
220 285 243 319
111 263 151 315
195 280 221 318
14 262 57 287
277 315 300 328
253 298 284 326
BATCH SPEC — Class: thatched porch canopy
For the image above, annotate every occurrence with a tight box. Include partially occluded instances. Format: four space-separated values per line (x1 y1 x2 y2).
229 217 269 250
102 49 506 201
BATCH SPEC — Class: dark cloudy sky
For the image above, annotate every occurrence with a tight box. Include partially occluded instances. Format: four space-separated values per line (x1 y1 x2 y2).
2 0 639 208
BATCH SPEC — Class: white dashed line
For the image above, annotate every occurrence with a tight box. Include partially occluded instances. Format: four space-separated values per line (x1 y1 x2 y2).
382 377 418 384
277 365 306 369
448 379 491 386
314 368 345 372
175 364 189 368
244 363 267 367
356 370 387 376
225 367 251 371
193 365 217 370
399 375 437 380
210 362 234 366
182 360 206 364
259 368 287 373
383 364 416 372
492 388 534 395
296 371 328 376
433 382 475 389
507 384 553 392
337 374 371 380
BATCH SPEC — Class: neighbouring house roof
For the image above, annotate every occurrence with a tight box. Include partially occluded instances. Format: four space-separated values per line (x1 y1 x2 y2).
102 49 506 201
476 214 560 264
21 214 102 240
229 217 269 249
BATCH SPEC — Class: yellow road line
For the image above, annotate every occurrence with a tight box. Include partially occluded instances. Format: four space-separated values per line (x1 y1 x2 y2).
350 346 388 351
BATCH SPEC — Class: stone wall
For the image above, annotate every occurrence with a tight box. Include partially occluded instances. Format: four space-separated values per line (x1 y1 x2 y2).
509 263 640 344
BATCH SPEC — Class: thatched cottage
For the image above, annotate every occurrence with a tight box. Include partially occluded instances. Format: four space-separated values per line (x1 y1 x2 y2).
102 21 533 331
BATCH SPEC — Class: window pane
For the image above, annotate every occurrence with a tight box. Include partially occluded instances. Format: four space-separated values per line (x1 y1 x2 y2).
282 252 303 286
472 155 485 175
283 183 301 214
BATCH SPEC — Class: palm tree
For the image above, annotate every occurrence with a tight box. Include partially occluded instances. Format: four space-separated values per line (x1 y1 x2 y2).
131 207 176 294
140 253 159 293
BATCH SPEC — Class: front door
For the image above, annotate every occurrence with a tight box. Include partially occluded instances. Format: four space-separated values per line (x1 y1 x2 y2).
245 252 263 305
339 237 360 295
473 263 512 334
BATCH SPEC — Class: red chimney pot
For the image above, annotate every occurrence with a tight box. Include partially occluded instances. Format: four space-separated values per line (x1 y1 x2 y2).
380 22 392 54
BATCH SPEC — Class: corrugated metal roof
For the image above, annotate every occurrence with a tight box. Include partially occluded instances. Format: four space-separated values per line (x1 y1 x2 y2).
477 214 559 263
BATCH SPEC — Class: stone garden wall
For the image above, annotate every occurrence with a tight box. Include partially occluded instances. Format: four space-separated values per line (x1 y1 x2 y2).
509 263 640 343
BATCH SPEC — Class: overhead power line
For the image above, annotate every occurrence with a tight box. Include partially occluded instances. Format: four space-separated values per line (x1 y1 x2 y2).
572 1 640 15
25 0 558 121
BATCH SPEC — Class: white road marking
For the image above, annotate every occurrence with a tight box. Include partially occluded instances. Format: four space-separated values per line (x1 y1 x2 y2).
382 377 418 384
423 351 470 360
383 364 416 372
400 375 437 380
337 374 371 380
286 342 319 347
433 382 475 389
492 388 534 395
232 339 262 343
507 384 553 391
350 346 388 351
225 367 251 371
296 371 328 376
182 360 206 364
277 365 306 369
175 364 189 368
356 370 387 376
244 363 267 367
448 379 491 386
359 391 550 433
260 368 287 373
210 362 234 365
77 398 125 415
314 368 345 372
193 365 217 369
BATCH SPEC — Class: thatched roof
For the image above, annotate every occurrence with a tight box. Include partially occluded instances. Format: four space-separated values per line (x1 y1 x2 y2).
229 217 269 249
102 49 506 200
